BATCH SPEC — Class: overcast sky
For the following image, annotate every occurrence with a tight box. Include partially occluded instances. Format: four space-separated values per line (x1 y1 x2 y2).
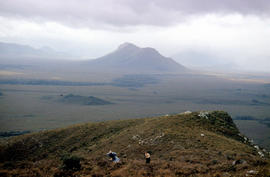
0 0 270 71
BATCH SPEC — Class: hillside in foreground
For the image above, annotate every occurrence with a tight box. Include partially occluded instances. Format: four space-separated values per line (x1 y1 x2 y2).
0 111 270 176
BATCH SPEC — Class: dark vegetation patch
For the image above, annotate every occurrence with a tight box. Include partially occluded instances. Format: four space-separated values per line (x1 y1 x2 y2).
0 114 35 119
234 89 270 98
196 99 247 105
0 92 3 96
61 154 81 171
256 94 270 98
59 94 112 105
196 98 270 106
0 79 107 86
112 74 159 88
234 116 257 120
0 131 31 138
234 116 270 128
0 74 160 88
259 118 270 128
22 114 35 118
41 95 54 100
262 122 270 128
251 99 270 106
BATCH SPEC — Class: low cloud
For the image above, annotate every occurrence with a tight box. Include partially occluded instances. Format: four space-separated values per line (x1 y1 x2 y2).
1 0 270 72
0 0 270 28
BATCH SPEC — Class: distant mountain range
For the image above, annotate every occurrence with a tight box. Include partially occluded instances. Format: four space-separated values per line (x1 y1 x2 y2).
0 41 72 59
85 42 187 73
0 41 187 73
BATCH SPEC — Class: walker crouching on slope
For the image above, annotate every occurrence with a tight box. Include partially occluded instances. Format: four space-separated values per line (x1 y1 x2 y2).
107 150 120 163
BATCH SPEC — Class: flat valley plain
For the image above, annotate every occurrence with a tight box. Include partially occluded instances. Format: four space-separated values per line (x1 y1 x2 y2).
0 68 270 150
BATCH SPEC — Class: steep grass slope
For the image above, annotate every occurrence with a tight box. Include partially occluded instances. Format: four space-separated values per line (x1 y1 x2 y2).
0 111 269 176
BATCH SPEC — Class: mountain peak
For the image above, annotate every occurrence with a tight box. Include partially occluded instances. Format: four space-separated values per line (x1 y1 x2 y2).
87 43 187 73
117 42 139 50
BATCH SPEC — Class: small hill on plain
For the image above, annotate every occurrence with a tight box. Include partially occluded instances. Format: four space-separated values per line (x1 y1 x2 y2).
59 94 112 105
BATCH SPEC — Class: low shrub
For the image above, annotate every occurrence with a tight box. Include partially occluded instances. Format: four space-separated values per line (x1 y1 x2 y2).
61 155 81 171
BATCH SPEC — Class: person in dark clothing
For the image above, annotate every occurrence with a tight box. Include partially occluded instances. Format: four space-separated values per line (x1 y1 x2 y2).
107 150 120 163
145 152 151 164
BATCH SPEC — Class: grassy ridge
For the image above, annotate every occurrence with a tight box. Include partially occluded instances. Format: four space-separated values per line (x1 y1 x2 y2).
0 111 269 176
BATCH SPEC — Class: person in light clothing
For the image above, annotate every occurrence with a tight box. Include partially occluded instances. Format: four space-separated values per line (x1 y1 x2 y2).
145 152 151 164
